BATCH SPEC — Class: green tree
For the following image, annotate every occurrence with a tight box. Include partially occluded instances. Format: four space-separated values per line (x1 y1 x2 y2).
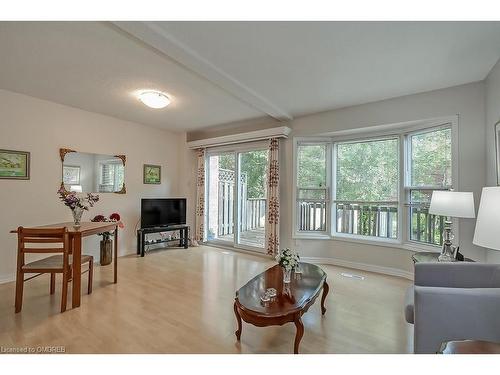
297 144 326 188
336 138 399 202
240 150 268 198
217 151 268 198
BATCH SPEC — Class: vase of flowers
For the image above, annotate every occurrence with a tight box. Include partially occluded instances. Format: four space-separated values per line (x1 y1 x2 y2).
276 248 300 284
91 213 124 266
72 206 84 227
57 187 99 228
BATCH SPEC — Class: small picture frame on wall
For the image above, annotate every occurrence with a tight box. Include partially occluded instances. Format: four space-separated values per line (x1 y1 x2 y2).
63 165 81 185
0 149 30 180
144 164 161 184
496 120 500 185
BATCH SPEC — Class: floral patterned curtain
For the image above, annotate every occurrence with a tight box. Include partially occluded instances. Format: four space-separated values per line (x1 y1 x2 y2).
194 148 206 244
265 138 280 256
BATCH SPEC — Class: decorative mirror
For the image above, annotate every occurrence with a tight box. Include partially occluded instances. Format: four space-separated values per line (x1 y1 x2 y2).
60 148 126 194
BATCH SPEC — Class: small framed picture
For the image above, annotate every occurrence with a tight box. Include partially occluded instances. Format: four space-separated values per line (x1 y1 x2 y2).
144 164 161 184
0 149 30 180
63 165 81 185
496 120 500 185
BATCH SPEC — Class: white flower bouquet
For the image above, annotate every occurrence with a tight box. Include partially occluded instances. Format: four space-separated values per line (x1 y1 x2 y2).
276 248 300 271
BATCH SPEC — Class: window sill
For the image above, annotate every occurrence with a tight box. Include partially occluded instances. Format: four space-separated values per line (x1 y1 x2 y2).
293 232 441 253
293 232 331 240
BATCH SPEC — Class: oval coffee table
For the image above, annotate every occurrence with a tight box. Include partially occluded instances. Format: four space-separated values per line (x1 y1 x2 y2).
234 263 329 354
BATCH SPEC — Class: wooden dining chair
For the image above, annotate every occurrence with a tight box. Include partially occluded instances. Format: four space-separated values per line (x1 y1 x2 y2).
15 227 94 313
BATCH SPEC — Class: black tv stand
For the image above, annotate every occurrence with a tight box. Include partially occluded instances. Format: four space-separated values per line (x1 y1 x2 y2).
137 224 189 257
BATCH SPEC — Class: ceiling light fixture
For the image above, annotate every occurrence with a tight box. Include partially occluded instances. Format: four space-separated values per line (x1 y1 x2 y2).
138 90 171 109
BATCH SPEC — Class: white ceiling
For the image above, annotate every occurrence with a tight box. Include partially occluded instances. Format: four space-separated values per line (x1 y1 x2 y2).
1 21 500 132
155 21 500 117
0 22 262 131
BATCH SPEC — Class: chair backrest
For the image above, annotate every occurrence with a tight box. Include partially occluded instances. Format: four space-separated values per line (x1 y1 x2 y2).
415 262 500 288
17 227 69 256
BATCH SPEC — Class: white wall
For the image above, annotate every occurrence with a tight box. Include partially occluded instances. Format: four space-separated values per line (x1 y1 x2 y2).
0 89 184 283
186 81 488 277
485 58 500 263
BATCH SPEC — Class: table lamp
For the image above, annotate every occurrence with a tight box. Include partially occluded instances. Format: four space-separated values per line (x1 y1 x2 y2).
473 187 500 251
429 191 475 262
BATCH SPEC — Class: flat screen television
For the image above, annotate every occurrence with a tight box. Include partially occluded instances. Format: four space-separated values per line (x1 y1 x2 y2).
141 198 186 228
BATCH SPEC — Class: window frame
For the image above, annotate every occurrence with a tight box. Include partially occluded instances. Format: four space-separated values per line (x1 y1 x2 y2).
293 139 332 239
292 116 459 252
205 140 270 253
332 134 401 244
403 123 456 249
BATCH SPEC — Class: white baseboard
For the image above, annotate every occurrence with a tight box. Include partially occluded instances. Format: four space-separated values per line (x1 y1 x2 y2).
301 256 414 280
0 273 15 285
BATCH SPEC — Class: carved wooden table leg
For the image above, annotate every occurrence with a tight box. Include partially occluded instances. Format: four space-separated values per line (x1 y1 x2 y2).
234 302 242 340
294 316 304 354
321 280 329 315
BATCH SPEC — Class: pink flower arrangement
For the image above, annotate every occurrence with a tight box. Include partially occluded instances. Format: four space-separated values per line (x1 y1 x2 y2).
91 213 125 239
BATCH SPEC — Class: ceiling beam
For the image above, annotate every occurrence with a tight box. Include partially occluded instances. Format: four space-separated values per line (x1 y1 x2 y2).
112 21 293 122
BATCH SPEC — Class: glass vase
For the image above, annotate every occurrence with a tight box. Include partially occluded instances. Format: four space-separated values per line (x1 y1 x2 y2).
72 206 84 228
283 268 292 284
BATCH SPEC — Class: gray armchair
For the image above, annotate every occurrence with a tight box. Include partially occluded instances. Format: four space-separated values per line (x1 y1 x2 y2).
404 262 500 353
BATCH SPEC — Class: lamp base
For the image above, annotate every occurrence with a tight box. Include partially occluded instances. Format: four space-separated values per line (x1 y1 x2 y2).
438 222 457 262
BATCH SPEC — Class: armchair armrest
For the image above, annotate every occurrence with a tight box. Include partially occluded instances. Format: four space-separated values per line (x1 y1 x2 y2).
415 263 500 288
414 286 500 353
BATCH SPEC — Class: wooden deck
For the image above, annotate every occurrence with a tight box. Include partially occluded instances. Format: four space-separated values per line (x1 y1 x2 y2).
219 228 265 248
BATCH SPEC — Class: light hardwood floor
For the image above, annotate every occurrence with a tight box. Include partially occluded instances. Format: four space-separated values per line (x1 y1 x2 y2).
0 246 413 353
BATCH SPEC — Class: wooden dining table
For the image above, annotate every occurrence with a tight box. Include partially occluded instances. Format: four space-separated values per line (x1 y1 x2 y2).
11 221 120 309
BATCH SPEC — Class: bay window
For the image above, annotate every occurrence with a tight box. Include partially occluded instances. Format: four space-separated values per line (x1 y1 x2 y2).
294 119 455 249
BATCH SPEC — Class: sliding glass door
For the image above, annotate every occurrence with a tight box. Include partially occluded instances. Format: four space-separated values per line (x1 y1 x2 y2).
207 153 236 244
206 145 268 252
237 150 268 249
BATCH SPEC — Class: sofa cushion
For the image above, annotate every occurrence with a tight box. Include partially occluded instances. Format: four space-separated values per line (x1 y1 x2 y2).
404 285 414 324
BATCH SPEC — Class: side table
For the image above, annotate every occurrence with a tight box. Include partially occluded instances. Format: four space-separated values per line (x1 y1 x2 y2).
439 340 500 354
412 251 474 263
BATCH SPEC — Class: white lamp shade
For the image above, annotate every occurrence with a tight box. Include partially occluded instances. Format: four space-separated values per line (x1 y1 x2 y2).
428 191 475 218
473 187 500 251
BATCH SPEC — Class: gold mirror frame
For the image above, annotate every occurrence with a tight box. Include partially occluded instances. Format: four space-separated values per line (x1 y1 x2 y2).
59 148 126 194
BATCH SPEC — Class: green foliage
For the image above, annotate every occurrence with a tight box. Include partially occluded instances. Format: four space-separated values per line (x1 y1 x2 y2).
218 153 235 170
410 128 451 187
336 138 399 201
240 150 268 198
217 151 268 199
297 144 326 188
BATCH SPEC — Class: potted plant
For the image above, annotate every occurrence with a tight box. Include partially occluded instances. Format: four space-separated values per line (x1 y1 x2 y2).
276 248 300 283
91 213 124 266
57 187 99 227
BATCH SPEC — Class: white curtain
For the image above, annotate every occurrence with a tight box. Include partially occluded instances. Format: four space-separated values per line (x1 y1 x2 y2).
265 138 280 256
194 148 206 244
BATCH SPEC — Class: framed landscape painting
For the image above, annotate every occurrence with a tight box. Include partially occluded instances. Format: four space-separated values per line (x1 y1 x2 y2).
0 149 30 180
496 120 500 185
144 164 161 184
